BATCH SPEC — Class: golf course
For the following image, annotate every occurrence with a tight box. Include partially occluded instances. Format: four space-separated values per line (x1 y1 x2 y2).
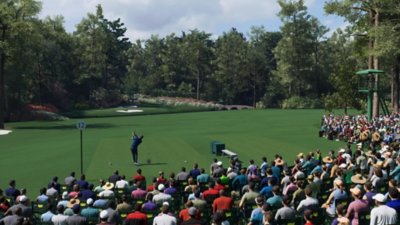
0 107 346 194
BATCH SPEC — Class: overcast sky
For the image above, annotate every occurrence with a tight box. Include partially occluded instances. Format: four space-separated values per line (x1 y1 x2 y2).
39 0 346 41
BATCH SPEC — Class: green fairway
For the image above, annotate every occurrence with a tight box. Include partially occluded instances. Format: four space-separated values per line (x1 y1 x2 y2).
0 109 346 194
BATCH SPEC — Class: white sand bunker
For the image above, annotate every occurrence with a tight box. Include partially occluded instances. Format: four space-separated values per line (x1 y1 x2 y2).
0 130 12 135
116 109 143 113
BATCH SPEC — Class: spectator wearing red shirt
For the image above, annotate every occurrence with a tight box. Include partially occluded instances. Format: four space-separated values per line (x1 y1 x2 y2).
214 179 225 192
125 204 147 225
133 169 146 188
212 190 233 213
179 201 201 224
157 171 168 185
202 182 219 204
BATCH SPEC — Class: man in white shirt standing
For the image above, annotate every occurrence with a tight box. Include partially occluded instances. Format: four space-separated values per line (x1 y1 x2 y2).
370 193 397 225
153 202 176 225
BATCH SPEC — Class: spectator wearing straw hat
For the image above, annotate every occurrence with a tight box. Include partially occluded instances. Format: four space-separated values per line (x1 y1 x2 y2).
64 198 80 216
370 193 397 225
346 187 368 225
99 182 115 198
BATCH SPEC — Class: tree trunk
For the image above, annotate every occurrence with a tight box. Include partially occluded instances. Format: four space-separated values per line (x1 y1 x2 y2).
0 25 6 129
372 9 380 118
393 56 400 113
196 72 200 100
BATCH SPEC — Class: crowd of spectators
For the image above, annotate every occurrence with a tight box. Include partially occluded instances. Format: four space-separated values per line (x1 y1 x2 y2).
1 142 400 225
319 113 400 145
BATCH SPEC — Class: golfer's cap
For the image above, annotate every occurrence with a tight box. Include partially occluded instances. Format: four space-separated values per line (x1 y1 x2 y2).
100 210 109 219
162 202 169 206
373 193 386 203
217 161 223 166
338 149 346 153
297 153 304 157
158 184 165 191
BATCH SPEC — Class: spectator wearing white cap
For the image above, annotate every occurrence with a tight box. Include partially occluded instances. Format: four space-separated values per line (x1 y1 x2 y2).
98 210 113 225
212 162 225 178
370 193 397 225
152 184 172 206
153 202 176 225
80 198 99 220
6 195 32 218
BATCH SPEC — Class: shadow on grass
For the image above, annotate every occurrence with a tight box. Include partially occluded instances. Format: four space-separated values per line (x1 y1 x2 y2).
14 123 117 130
137 162 167 167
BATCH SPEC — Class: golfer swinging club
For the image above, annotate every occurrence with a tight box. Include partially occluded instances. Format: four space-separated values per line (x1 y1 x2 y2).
131 131 144 165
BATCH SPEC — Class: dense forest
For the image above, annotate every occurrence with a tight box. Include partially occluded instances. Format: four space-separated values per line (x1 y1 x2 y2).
1 0 400 128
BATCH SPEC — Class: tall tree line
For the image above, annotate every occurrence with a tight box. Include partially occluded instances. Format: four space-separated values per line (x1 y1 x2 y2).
1 0 400 128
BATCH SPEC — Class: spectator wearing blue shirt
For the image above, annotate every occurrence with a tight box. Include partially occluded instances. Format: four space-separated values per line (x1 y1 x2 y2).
232 168 248 192
270 161 281 183
390 158 400 183
248 196 265 225
37 187 49 203
5 180 20 199
41 204 55 222
260 179 276 199
189 163 201 179
387 187 400 213
266 186 283 208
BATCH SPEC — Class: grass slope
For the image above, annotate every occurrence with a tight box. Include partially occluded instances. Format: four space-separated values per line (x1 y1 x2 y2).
0 109 345 194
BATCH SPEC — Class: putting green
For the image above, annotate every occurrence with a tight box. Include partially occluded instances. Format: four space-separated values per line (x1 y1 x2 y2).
0 109 345 194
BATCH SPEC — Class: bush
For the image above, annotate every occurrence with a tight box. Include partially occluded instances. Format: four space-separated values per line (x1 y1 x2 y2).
282 96 323 109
